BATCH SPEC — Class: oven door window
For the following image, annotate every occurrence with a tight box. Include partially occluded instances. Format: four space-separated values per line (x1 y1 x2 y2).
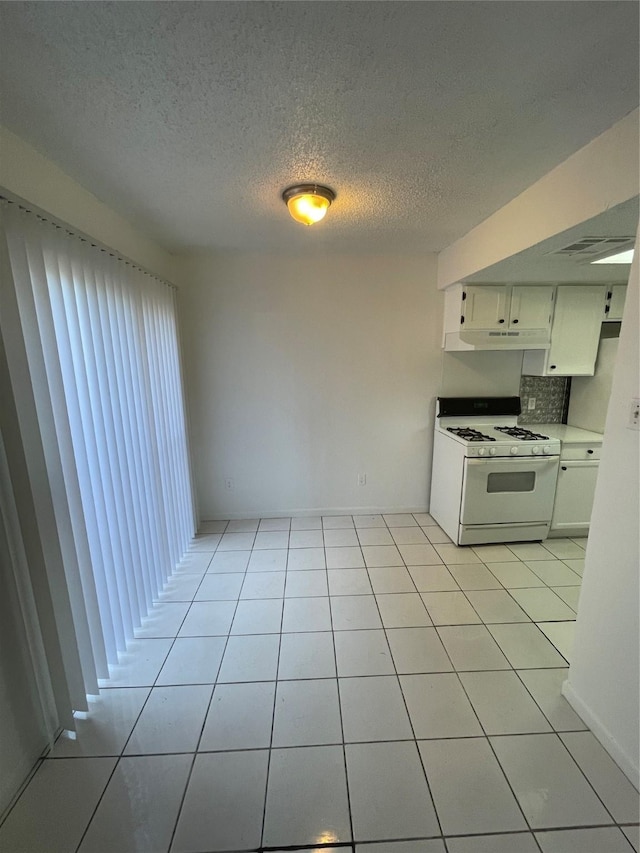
487 471 535 493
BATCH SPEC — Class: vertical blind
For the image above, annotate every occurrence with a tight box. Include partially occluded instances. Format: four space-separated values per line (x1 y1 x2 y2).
1 200 195 695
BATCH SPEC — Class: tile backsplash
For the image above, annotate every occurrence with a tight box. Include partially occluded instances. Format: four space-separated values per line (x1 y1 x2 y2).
518 375 570 424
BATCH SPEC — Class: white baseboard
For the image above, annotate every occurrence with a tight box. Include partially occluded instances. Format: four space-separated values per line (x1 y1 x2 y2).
202 506 430 521
562 679 640 791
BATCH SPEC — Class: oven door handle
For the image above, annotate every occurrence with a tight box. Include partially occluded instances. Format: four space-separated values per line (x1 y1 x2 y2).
467 457 559 466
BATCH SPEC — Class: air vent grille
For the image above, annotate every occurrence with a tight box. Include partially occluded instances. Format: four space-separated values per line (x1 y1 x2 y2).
549 236 634 257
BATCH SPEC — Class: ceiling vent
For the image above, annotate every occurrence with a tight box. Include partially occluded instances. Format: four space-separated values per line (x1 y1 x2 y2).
549 235 635 257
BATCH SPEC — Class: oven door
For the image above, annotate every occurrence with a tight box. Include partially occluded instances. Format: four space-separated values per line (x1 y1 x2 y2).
461 456 559 525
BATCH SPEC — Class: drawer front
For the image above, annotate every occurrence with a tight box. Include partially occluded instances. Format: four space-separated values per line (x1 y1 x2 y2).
561 444 601 461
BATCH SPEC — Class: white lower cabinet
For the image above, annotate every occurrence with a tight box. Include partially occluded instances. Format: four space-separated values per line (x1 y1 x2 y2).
551 459 599 533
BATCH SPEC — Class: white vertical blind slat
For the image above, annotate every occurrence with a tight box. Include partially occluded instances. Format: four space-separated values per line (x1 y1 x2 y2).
21 233 102 694
101 263 147 624
82 261 136 644
1 211 93 710
42 240 110 680
96 263 143 633
111 265 154 610
68 253 127 655
148 290 180 572
131 279 168 593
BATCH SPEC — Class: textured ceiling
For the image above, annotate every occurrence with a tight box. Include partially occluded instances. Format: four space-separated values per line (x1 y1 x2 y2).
0 1 638 254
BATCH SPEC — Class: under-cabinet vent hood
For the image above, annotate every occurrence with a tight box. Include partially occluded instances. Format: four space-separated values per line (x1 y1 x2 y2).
451 328 550 351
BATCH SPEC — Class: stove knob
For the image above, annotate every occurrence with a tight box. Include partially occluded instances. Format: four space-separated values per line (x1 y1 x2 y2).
532 446 541 455
478 447 486 456
489 447 497 456
510 446 518 455
543 446 551 455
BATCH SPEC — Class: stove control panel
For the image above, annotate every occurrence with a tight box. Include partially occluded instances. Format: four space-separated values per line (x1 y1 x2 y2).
465 444 560 457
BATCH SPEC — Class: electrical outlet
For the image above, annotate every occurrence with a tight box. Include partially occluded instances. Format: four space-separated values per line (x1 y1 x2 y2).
628 398 640 431
224 478 234 490
528 397 536 410
358 473 367 486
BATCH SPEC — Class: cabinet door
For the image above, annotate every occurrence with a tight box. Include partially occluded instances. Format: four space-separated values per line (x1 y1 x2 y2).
462 285 508 330
545 286 606 375
605 285 627 321
509 286 554 330
552 461 599 530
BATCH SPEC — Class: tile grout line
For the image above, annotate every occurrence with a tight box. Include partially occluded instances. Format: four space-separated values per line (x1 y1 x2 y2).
325 515 356 849
165 527 249 853
258 523 289 849
450 657 543 849
363 513 450 851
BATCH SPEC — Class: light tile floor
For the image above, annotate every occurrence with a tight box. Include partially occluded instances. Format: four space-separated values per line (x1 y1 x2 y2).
1 515 638 853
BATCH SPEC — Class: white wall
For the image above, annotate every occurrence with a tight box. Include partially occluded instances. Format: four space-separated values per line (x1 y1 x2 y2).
440 351 523 398
568 337 619 433
563 237 639 788
178 252 441 518
438 109 639 289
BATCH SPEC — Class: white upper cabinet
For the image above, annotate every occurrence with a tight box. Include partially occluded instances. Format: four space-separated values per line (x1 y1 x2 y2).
603 285 627 321
442 284 553 350
523 285 607 376
462 285 509 330
508 285 554 330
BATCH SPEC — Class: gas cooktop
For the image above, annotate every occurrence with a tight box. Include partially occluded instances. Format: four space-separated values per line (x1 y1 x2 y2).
436 397 561 457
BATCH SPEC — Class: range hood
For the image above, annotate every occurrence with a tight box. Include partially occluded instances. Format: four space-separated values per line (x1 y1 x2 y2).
444 328 551 351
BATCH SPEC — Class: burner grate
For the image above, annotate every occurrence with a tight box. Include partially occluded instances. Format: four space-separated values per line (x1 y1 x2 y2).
447 427 496 442
494 426 550 441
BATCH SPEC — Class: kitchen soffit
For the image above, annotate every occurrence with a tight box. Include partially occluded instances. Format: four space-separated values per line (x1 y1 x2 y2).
0 2 638 254
465 197 639 284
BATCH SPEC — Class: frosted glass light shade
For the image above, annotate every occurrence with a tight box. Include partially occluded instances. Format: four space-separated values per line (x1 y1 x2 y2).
282 184 335 226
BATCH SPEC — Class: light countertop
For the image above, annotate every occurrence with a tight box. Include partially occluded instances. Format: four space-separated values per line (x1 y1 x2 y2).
531 423 604 444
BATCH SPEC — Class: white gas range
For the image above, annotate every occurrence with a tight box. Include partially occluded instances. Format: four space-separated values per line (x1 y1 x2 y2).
429 397 561 546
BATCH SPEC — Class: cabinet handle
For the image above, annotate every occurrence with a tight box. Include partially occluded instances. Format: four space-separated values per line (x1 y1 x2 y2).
550 365 556 370
512 318 519 324
561 466 567 471
498 319 505 324
587 449 594 454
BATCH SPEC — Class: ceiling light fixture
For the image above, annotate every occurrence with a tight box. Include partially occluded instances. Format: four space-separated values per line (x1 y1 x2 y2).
282 184 335 226
591 248 635 264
